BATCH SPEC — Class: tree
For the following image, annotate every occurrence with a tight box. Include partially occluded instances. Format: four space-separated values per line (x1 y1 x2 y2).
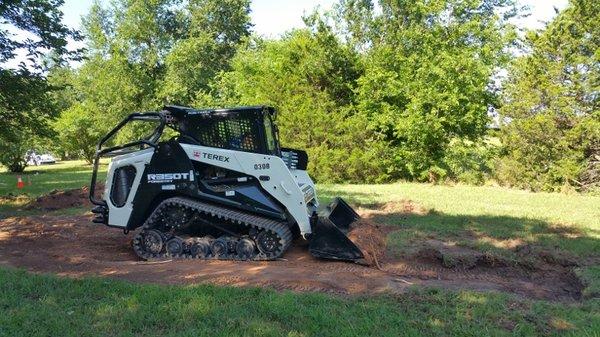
0 129 34 172
204 25 389 183
0 0 77 67
0 0 79 171
53 104 102 164
498 0 599 192
160 0 252 104
64 0 188 146
350 0 518 181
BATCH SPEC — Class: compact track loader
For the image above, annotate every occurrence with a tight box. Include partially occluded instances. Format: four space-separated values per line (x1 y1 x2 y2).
90 105 364 262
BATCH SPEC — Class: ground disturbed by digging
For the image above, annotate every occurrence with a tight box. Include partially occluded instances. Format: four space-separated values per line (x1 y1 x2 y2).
0 188 584 302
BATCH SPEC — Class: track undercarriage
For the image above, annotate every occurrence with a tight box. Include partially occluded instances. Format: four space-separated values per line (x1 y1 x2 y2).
133 197 293 261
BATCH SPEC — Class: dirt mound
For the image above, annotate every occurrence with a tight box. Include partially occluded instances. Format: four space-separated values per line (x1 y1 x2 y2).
515 244 579 268
358 200 428 218
347 219 390 268
413 239 508 269
25 185 103 211
383 238 584 301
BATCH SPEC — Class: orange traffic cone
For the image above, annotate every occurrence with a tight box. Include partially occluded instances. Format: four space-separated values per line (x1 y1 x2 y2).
17 176 24 189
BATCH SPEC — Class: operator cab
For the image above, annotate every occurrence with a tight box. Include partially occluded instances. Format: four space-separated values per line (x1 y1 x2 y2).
164 105 280 156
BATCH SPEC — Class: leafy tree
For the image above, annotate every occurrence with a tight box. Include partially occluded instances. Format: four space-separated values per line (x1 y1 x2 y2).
0 129 34 172
0 0 77 66
190 0 519 183
333 0 375 50
65 0 187 146
351 0 518 181
160 0 252 104
53 104 102 163
50 0 252 160
0 69 54 140
203 26 388 183
443 138 498 185
0 0 79 171
498 0 599 192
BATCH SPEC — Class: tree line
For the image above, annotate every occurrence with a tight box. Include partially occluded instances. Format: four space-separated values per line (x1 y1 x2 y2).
0 0 598 193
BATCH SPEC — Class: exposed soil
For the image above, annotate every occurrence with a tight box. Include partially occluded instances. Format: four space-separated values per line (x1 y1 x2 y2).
0 196 584 302
25 185 103 211
347 218 390 268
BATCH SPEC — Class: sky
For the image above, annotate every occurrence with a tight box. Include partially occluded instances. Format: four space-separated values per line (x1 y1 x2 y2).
4 0 569 68
58 0 569 36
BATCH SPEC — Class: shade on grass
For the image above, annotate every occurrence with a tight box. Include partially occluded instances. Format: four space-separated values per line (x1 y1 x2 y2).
319 183 600 299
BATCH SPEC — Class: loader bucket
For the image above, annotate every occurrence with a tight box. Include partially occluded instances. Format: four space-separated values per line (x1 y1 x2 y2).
321 197 360 231
308 198 364 261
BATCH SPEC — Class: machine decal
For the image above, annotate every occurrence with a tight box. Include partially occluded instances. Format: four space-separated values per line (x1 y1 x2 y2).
147 171 193 183
254 163 270 170
201 152 230 162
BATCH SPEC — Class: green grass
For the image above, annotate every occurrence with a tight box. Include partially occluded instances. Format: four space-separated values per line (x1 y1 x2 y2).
576 266 600 299
319 183 600 304
0 267 598 337
319 183 600 232
0 160 107 216
319 183 600 260
0 160 107 197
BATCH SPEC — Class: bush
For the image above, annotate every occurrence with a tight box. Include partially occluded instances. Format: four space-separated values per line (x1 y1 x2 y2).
0 131 32 172
53 105 103 164
496 0 599 192
443 139 498 185
494 114 595 192
202 30 390 183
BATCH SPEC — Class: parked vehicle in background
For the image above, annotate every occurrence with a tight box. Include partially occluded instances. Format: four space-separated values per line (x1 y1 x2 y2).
26 151 56 166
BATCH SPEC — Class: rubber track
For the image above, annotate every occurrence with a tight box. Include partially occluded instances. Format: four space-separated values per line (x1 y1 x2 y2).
133 197 293 261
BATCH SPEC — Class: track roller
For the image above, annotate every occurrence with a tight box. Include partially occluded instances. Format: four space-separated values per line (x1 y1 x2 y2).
188 237 212 258
165 237 184 256
256 230 280 255
133 229 165 258
211 236 236 256
236 238 257 259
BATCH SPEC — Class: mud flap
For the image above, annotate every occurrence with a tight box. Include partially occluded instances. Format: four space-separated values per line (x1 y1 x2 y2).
308 198 364 261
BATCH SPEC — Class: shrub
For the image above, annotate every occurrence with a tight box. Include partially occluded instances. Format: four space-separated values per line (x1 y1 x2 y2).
443 139 498 185
0 131 32 172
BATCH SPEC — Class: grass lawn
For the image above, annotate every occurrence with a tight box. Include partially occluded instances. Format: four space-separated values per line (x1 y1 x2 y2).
1 161 599 336
0 267 598 337
0 160 107 216
320 183 600 263
320 183 600 300
0 160 108 197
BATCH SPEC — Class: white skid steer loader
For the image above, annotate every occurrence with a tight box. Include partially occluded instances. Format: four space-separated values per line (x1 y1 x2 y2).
90 105 364 262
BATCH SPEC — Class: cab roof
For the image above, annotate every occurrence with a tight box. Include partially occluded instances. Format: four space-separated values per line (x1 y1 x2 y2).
163 105 276 120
